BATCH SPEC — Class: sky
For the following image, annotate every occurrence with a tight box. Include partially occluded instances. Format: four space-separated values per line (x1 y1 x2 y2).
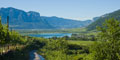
0 0 120 21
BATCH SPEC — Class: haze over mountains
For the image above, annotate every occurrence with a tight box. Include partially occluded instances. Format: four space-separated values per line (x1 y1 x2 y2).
0 7 93 29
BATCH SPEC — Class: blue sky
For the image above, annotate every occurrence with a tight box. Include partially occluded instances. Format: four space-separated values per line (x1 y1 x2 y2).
0 0 120 20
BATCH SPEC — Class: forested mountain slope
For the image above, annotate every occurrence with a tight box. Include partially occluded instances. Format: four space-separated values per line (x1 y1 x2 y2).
87 9 120 30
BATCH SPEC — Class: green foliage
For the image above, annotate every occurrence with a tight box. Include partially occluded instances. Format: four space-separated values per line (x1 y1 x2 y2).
9 31 27 44
68 41 94 46
38 37 92 60
39 38 69 60
0 16 27 45
86 18 120 60
0 16 6 44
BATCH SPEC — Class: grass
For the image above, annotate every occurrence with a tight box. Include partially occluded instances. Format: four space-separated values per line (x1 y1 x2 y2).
67 40 94 60
68 40 94 46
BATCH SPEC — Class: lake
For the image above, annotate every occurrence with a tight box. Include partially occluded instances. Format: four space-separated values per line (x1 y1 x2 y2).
28 33 72 38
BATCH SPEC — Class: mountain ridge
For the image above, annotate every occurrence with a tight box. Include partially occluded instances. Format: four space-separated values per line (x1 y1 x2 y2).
0 7 93 29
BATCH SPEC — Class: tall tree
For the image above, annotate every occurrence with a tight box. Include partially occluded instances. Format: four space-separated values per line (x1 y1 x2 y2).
0 16 5 44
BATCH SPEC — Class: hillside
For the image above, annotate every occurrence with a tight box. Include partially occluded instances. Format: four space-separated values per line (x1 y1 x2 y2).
87 9 120 30
41 16 92 29
0 7 92 29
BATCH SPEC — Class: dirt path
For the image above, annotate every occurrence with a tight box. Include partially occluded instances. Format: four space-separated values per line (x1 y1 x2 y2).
29 50 45 60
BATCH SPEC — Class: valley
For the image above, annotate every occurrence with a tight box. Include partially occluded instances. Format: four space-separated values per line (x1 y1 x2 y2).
0 1 120 60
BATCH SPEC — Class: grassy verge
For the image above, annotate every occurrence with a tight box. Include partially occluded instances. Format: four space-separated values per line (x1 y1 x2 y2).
68 40 94 46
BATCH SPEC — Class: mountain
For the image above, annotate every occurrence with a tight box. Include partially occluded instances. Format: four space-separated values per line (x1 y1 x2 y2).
41 16 92 29
87 9 120 30
0 7 92 29
0 7 54 29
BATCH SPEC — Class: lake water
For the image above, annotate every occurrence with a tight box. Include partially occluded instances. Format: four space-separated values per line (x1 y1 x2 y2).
28 33 72 38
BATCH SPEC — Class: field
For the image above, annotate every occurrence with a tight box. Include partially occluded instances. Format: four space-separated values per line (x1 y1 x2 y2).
68 40 94 46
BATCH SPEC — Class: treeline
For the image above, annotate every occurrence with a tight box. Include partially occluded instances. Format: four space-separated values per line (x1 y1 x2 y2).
49 34 96 41
65 34 95 41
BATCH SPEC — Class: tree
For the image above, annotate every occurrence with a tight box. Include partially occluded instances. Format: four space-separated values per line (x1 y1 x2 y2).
85 18 120 60
0 16 6 45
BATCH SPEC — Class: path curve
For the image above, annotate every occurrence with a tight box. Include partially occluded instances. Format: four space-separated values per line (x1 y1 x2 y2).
29 50 45 60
